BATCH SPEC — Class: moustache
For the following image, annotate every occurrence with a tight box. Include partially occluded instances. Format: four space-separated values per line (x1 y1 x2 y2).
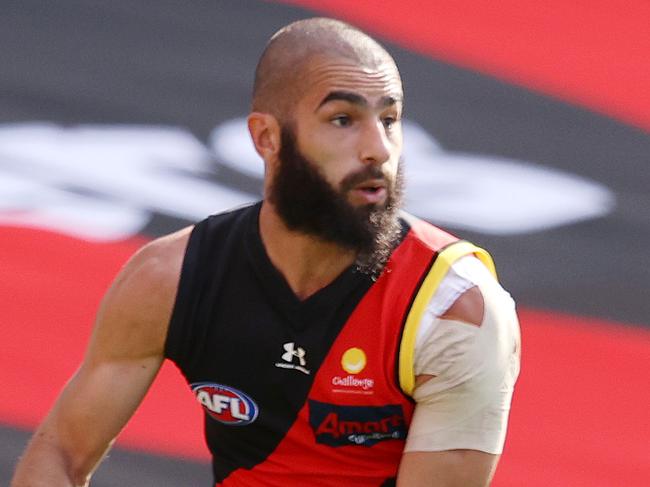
339 166 392 193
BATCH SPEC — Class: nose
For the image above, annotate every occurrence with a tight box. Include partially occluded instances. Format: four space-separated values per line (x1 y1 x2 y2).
358 119 392 166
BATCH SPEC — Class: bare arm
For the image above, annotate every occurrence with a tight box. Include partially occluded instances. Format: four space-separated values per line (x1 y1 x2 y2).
397 449 498 487
11 230 189 486
397 271 520 486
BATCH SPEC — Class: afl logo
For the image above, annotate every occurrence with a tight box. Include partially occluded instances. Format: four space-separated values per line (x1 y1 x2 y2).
191 382 259 426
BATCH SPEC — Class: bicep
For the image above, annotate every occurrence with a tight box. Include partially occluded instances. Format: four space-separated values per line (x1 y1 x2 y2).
397 449 499 487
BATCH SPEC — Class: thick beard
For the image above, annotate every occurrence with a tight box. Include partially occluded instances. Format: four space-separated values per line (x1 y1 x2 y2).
268 126 404 277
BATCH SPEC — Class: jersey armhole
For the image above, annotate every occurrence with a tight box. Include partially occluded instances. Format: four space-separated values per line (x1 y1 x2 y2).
397 241 497 396
163 222 204 365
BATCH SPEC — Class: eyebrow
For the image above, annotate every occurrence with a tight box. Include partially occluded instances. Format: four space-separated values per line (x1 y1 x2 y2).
316 90 402 110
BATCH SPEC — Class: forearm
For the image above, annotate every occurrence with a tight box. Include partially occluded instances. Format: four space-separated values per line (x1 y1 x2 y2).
11 429 96 487
11 379 117 487
396 450 498 487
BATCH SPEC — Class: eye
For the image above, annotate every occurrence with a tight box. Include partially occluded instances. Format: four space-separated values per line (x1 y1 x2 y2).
382 116 397 129
331 114 352 127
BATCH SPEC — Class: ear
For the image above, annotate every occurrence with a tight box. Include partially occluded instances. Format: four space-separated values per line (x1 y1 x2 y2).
248 112 281 163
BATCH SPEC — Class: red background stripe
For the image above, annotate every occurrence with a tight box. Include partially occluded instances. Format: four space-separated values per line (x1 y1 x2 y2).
277 0 650 133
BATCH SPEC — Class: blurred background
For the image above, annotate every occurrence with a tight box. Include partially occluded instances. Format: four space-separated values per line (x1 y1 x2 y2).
1 1 649 485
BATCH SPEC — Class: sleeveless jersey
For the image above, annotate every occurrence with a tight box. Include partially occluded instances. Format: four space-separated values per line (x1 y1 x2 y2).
165 202 489 486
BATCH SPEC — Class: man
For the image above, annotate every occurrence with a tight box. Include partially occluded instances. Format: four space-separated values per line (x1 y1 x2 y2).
12 18 520 487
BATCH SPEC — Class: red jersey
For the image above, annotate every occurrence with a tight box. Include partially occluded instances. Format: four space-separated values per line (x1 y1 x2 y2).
165 204 492 486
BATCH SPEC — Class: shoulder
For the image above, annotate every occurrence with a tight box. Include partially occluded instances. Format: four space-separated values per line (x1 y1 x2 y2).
407 253 520 454
399 211 458 252
89 227 194 360
114 227 193 302
407 279 520 455
439 255 509 324
414 256 520 394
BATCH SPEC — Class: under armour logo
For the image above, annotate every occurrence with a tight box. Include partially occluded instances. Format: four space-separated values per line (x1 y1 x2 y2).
282 342 306 366
275 342 310 375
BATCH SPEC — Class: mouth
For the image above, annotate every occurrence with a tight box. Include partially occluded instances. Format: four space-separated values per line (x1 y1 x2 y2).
356 179 386 191
351 180 388 204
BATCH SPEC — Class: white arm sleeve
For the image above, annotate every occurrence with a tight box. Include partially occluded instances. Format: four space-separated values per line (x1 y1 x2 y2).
404 257 521 454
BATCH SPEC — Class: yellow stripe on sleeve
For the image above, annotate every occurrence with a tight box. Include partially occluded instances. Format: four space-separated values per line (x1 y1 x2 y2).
398 241 497 396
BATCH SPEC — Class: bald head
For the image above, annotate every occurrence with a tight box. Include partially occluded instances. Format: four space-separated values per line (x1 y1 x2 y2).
252 18 400 119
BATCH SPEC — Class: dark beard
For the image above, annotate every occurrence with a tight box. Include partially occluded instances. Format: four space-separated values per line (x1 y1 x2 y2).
268 126 404 277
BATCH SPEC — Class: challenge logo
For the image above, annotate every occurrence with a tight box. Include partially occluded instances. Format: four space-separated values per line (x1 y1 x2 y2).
191 382 259 426
341 347 366 374
309 400 407 447
332 347 374 394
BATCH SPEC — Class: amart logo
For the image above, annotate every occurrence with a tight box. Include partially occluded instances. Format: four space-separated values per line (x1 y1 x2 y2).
309 400 406 447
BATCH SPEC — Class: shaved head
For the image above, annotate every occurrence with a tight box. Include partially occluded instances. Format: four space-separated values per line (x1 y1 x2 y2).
252 18 400 119
247 18 405 275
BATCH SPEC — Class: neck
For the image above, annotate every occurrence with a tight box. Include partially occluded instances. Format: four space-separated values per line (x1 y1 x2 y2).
258 201 357 300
